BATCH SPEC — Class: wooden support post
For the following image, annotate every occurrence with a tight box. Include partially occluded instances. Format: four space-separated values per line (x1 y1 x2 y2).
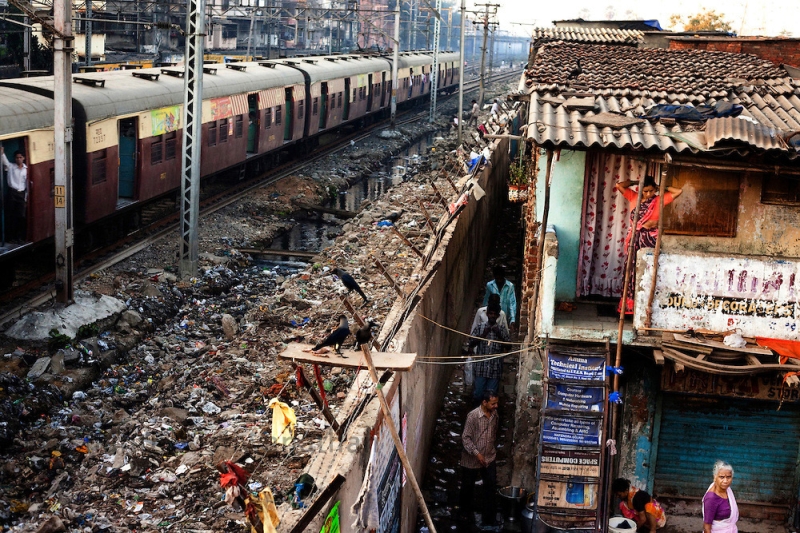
288 474 346 533
644 158 669 331
359 344 437 533
339 295 382 351
292 362 343 437
374 259 405 298
653 350 665 365
529 150 554 339
441 170 459 193
417 199 437 233
390 226 424 258
429 180 450 209
611 166 645 447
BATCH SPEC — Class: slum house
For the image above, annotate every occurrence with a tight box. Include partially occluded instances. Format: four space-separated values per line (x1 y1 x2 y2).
512 41 800 526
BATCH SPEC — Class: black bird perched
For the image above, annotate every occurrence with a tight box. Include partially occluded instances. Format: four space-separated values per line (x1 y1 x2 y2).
381 211 402 223
312 315 351 354
353 321 378 349
333 268 369 304
567 58 583 80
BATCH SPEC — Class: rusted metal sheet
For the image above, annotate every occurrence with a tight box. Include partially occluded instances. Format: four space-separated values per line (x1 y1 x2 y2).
654 395 800 504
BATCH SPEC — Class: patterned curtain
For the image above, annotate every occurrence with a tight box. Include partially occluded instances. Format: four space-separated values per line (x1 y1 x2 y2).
578 153 648 298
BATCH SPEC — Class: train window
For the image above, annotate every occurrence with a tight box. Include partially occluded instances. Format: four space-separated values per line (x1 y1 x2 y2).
151 138 163 165
220 118 229 143
298 101 304 120
312 97 318 116
235 116 244 138
264 108 272 128
338 92 342 108
352 88 357 102
165 132 177 160
92 149 107 185
275 106 282 125
208 122 217 147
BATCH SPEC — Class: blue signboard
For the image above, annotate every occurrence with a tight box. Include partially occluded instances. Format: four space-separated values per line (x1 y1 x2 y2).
542 415 602 446
546 384 605 412
547 352 605 381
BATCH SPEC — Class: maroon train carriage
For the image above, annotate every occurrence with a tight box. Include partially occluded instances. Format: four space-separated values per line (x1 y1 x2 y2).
0 86 58 246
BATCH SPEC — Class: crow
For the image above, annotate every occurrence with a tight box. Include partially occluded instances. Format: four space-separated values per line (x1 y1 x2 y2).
567 58 583 80
333 268 369 304
312 315 351 355
353 320 378 349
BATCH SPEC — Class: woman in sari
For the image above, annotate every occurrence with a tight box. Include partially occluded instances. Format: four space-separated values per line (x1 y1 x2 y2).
703 461 738 533
615 176 682 314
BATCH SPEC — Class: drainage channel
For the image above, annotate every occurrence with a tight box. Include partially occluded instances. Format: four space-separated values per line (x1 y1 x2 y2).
260 133 437 267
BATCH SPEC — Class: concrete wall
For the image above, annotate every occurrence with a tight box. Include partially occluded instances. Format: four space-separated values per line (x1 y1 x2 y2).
278 135 513 533
534 149 586 302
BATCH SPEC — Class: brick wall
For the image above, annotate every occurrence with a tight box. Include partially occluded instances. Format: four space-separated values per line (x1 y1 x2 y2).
518 146 540 336
669 38 800 67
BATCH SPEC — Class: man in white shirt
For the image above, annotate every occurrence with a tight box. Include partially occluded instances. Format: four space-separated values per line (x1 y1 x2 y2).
0 146 28 243
490 99 500 117
468 99 480 126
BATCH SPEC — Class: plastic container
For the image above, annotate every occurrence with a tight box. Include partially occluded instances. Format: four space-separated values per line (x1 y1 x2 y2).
609 517 637 533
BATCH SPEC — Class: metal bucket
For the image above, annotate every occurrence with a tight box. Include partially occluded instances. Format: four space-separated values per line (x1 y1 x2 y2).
521 501 536 533
498 486 527 523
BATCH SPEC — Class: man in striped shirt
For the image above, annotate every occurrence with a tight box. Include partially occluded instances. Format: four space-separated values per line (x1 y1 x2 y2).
458 390 500 530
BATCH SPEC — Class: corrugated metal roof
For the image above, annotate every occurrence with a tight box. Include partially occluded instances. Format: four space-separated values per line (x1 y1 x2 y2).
532 27 644 45
524 42 800 156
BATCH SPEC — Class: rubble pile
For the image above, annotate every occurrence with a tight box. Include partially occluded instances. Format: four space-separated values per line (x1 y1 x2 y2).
0 80 519 532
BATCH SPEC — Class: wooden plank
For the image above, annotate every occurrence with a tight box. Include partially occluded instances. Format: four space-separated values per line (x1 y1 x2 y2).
745 355 762 366
672 334 773 355
339 295 382 351
279 342 415 370
374 259 404 298
653 350 665 366
390 226 424 258
785 358 800 367
662 341 713 355
288 474 346 533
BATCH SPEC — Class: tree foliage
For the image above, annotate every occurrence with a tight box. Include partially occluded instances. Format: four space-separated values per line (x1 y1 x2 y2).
669 9 733 32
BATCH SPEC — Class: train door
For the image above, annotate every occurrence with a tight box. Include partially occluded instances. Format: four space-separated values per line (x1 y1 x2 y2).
0 137 26 244
118 118 137 199
284 88 293 141
381 72 387 107
320 83 328 130
366 74 374 112
343 78 351 120
247 93 259 153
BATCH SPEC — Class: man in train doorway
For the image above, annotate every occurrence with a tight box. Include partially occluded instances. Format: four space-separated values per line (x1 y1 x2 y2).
0 146 28 244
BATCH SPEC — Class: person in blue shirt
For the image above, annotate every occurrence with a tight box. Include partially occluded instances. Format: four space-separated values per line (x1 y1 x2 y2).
483 266 516 328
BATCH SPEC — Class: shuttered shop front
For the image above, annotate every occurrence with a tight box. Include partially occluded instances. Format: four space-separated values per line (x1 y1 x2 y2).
654 395 800 505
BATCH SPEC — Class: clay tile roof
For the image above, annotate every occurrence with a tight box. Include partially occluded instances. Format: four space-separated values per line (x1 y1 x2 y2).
531 27 644 45
522 42 800 157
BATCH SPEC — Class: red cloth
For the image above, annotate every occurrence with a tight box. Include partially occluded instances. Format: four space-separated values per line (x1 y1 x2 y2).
756 337 800 364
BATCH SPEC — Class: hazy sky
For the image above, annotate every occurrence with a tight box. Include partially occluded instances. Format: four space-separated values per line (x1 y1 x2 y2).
492 0 800 38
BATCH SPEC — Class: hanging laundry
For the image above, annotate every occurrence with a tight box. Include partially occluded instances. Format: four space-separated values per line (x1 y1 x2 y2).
320 501 341 533
245 488 280 533
351 438 380 530
269 398 297 445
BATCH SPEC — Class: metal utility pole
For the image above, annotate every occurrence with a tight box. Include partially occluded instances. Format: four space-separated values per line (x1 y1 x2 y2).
457 0 465 144
445 8 451 50
54 0 75 303
246 5 256 58
410 0 416 49
84 0 92 66
474 3 498 108
23 16 30 71
178 0 206 279
390 6 399 126
428 0 442 122
488 26 494 79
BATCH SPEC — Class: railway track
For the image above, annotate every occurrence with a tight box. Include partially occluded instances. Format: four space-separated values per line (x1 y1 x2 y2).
0 68 522 326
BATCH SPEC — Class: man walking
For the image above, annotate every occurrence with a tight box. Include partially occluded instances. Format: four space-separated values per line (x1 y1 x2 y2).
0 146 27 244
483 265 517 330
459 390 500 531
470 302 509 404
468 99 480 126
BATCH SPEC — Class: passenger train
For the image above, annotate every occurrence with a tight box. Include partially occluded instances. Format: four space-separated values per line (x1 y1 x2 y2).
0 51 461 256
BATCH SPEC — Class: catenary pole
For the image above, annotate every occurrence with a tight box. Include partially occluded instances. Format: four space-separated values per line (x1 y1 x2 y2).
457 0 465 144
84 0 92 66
390 5 399 127
478 4 488 107
246 5 256 59
178 0 206 278
428 0 442 122
54 0 75 303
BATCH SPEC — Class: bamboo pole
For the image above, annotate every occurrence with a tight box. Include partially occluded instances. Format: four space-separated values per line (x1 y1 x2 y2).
644 158 670 331
374 259 405 298
529 150 554 336
360 344 437 533
610 176 645 442
390 226 424 258
429 180 450 209
417 199 437 233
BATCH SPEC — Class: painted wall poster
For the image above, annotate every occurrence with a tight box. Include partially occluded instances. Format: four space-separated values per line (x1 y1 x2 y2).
210 97 233 121
542 415 602 446
151 106 180 136
547 352 605 382
540 448 601 477
537 479 599 510
546 384 604 412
